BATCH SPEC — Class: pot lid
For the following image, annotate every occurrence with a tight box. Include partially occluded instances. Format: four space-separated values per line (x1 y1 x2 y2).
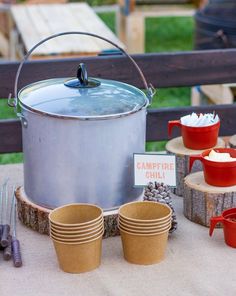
19 64 148 120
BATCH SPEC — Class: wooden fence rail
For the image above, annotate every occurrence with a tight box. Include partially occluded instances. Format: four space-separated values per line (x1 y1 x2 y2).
0 49 236 153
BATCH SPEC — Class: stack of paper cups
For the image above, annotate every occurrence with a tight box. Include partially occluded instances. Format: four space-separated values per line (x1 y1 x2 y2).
118 201 172 265
49 203 104 273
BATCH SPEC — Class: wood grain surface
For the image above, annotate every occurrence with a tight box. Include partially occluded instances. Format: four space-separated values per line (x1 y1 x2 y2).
1 50 236 97
183 172 236 226
10 3 124 56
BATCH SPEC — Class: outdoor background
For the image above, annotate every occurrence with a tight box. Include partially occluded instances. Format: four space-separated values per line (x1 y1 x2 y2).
0 2 194 164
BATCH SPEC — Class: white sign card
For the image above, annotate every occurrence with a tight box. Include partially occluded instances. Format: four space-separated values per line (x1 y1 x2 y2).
133 153 176 187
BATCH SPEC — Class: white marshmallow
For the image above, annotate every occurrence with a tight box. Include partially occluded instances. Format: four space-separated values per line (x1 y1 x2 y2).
180 112 219 127
205 149 236 162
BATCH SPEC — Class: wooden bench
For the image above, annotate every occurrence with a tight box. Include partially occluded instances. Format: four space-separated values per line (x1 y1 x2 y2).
0 48 236 154
2 2 125 60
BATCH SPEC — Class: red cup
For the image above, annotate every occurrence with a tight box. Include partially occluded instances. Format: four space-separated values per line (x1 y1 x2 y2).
209 208 236 248
168 119 220 150
189 148 236 187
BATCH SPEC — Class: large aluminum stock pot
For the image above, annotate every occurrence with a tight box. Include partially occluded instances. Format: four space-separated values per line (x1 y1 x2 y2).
8 32 154 209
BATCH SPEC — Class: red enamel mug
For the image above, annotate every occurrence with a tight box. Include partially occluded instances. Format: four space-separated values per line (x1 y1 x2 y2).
168 119 220 150
210 208 236 248
189 148 236 187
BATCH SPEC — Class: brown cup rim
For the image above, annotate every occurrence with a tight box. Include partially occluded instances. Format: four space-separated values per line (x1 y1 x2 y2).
118 219 171 231
119 212 172 224
51 231 104 245
50 225 104 239
50 216 104 230
119 214 171 227
50 227 104 243
118 222 171 234
50 221 103 235
119 201 172 223
119 225 170 236
49 203 103 227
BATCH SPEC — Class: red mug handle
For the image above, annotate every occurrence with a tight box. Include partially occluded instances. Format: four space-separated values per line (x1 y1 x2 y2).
189 155 203 172
209 216 224 236
168 120 181 137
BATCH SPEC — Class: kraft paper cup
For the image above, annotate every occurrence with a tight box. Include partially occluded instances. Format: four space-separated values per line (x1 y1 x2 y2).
119 227 170 265
52 233 103 273
119 201 172 223
119 215 171 228
118 220 171 234
50 225 104 241
50 221 103 235
49 203 103 228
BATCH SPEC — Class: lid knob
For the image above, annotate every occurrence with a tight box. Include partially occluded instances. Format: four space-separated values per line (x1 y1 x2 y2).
64 63 100 89
77 63 88 86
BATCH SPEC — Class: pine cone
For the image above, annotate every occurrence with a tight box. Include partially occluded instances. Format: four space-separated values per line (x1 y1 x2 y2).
143 182 177 233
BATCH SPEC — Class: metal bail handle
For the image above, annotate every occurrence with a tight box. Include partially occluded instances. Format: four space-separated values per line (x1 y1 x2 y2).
8 31 155 109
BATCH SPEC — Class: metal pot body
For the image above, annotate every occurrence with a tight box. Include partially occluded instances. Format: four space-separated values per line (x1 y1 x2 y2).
22 108 146 209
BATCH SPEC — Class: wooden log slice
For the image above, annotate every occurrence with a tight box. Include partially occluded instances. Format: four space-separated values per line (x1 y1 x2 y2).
166 137 225 196
15 187 119 238
183 172 236 227
229 135 236 148
15 187 50 235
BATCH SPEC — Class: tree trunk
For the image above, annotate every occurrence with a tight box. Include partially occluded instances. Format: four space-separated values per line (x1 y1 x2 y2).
183 171 236 226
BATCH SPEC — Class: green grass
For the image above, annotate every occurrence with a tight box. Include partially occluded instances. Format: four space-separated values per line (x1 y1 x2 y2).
0 153 23 164
0 99 17 119
1 13 194 163
98 12 116 34
150 87 190 108
146 16 194 52
98 13 194 52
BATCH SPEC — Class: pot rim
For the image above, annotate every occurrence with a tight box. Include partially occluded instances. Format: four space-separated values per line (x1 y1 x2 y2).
18 78 149 121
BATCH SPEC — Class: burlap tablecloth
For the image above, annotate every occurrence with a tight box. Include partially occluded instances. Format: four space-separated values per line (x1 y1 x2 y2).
0 164 235 296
